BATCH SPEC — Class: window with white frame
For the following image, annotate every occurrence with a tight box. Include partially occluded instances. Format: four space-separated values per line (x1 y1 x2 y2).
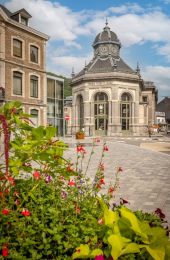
30 45 38 63
30 109 39 127
13 71 22 95
30 75 38 98
13 39 22 58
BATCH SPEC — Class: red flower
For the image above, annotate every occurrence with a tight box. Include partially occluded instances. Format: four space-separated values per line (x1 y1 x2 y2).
33 171 41 180
76 145 86 153
103 145 108 151
108 187 115 194
68 180 75 187
100 178 105 185
118 167 123 172
13 191 19 197
6 176 15 186
95 255 104 260
0 191 3 197
21 209 30 217
75 206 81 214
2 245 8 257
2 209 10 215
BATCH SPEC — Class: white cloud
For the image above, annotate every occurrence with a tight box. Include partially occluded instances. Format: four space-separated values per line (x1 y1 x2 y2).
5 0 82 43
142 66 170 97
50 53 93 76
157 43 170 61
109 3 144 14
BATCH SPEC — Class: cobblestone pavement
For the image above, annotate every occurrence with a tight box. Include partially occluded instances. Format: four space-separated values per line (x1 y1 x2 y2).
63 136 170 222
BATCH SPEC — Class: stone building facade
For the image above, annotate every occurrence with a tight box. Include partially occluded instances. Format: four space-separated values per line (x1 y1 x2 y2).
0 5 49 126
70 22 158 136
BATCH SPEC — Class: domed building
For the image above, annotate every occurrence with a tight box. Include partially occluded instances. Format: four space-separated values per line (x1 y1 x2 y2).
70 22 158 136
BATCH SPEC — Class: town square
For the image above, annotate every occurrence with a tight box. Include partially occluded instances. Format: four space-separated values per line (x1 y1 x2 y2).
0 0 170 259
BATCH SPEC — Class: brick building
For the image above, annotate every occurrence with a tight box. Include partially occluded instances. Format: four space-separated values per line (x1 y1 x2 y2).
0 5 49 126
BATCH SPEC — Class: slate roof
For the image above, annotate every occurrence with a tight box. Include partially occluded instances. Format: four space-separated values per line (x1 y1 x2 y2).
73 56 135 79
0 5 32 19
73 23 136 80
0 5 12 17
93 27 119 46
157 97 170 121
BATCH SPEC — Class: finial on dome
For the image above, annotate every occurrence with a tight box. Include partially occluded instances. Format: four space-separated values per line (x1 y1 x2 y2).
84 60 87 72
105 17 108 26
71 67 75 78
136 62 141 77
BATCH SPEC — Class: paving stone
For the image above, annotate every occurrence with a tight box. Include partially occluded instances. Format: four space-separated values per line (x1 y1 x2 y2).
64 137 170 222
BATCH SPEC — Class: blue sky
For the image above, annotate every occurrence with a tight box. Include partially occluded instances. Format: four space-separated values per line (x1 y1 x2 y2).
2 0 170 100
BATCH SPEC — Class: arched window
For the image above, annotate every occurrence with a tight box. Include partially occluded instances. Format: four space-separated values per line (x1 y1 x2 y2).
77 95 84 130
30 109 39 127
120 93 132 131
94 92 108 135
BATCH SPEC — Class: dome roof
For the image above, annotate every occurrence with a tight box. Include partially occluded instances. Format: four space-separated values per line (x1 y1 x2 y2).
93 22 120 47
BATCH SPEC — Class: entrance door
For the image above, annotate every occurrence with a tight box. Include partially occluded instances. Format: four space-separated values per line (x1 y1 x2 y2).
94 92 108 136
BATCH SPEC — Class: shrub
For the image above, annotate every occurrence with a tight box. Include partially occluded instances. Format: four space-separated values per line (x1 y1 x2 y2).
0 102 170 259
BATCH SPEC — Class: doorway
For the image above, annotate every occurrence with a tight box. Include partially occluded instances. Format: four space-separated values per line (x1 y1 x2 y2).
94 92 108 136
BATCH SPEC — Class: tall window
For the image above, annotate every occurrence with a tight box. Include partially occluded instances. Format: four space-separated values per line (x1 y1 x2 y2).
13 39 22 58
120 93 132 131
30 109 38 127
30 75 38 98
13 71 22 95
77 95 84 130
94 92 108 135
30 45 38 63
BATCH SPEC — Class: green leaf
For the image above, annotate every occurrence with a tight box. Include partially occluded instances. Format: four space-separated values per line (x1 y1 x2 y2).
104 208 119 226
32 126 45 140
45 126 56 139
140 245 165 260
120 207 148 241
120 243 140 256
90 249 103 258
108 234 124 260
72 244 90 259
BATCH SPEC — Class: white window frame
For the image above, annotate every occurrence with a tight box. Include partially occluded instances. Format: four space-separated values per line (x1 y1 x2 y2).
11 36 25 60
29 107 40 127
11 68 25 97
29 73 40 99
29 43 40 65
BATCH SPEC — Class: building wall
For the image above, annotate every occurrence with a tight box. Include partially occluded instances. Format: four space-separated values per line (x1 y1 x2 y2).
0 9 48 125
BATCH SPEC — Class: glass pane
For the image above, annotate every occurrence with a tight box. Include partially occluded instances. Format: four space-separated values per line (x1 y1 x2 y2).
30 76 38 98
122 119 126 130
30 45 38 63
13 39 22 58
47 79 55 98
47 100 55 117
13 73 22 95
55 81 63 99
98 118 104 130
30 109 38 127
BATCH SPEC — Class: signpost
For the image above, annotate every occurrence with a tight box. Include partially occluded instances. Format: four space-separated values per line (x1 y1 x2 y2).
65 115 70 121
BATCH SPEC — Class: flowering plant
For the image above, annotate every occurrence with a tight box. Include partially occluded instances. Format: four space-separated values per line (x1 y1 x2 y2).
0 102 170 259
